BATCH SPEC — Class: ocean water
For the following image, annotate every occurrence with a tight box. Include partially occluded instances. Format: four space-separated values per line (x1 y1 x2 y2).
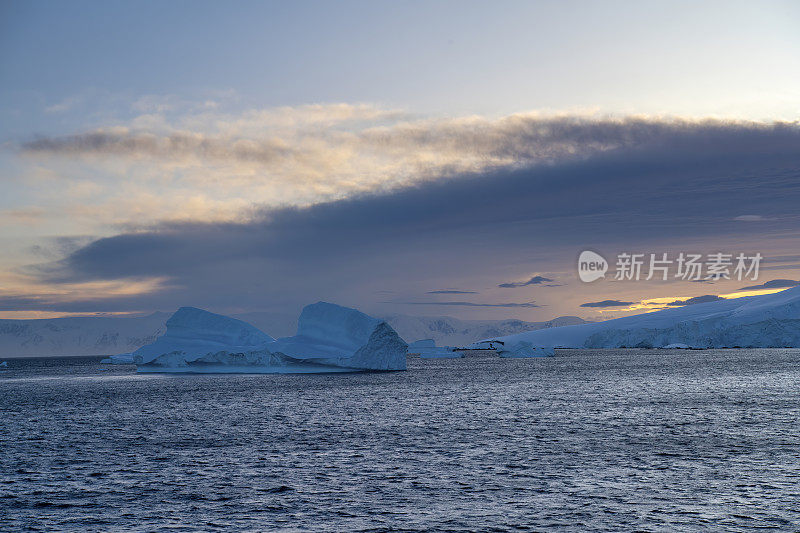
1 349 799 532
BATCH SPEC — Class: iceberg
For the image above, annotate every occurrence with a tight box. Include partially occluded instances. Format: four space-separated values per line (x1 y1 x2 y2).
100 353 135 364
494 341 554 358
131 307 275 367
268 302 407 371
477 286 800 353
408 339 436 350
406 338 462 358
418 347 462 358
128 303 407 373
468 339 553 357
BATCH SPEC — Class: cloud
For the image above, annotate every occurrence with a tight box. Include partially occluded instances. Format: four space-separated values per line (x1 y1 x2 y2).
666 294 725 306
44 95 84 113
766 255 800 262
734 214 776 222
761 264 800 271
23 131 297 165
0 277 172 312
28 236 97 260
738 279 799 291
0 207 48 226
397 301 539 308
426 289 478 294
498 275 555 288
9 113 800 317
18 108 800 227
580 300 634 308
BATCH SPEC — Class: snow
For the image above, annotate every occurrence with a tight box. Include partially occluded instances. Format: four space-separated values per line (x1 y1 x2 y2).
129 303 407 373
478 286 800 352
662 343 690 349
0 312 168 357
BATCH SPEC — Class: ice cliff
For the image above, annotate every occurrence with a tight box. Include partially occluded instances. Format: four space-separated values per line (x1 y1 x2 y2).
268 302 407 371
130 303 407 373
476 286 800 354
132 307 275 366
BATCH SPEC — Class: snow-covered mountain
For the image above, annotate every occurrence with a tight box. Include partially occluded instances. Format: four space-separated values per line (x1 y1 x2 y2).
480 286 800 351
0 311 589 357
0 313 169 357
381 314 589 346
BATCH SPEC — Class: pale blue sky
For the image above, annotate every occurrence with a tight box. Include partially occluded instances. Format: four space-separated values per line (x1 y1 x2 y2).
2 0 799 136
1 0 799 320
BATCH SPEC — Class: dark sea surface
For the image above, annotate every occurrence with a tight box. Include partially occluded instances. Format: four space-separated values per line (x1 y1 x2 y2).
1 349 799 532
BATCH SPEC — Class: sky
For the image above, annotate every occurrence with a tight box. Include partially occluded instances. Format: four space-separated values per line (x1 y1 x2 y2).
1 0 799 327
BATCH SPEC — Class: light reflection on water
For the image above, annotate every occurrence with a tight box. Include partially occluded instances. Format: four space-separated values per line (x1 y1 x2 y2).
1 350 799 531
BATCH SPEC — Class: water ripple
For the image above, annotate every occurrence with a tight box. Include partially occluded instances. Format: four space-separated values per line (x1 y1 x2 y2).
1 350 800 531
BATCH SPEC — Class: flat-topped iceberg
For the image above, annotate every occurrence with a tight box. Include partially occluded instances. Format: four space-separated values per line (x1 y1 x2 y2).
474 286 800 354
469 339 554 357
406 339 462 358
128 302 407 373
494 341 554 358
408 339 436 350
100 353 135 364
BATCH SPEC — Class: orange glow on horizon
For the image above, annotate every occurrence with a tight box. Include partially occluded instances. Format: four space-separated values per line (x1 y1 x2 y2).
0 276 172 320
0 310 143 320
595 286 794 316
718 287 789 299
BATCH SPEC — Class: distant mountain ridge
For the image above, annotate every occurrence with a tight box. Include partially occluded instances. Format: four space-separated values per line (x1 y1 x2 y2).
380 314 590 346
484 286 800 350
0 313 169 357
0 311 590 357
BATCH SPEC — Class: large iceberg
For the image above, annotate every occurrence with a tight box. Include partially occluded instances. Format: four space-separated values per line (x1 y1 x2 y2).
130 303 407 373
268 302 407 370
474 286 800 355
